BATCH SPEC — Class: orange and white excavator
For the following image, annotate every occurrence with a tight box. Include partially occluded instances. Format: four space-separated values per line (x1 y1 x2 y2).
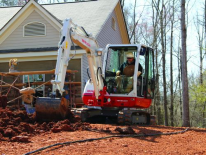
23 18 155 124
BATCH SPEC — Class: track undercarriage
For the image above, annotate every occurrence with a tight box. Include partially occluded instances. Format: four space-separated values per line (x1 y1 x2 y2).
71 107 152 125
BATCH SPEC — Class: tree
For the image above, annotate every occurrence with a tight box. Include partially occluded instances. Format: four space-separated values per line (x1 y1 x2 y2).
193 1 206 127
0 0 18 6
151 0 163 125
189 70 206 127
160 0 168 126
169 0 175 126
181 0 190 127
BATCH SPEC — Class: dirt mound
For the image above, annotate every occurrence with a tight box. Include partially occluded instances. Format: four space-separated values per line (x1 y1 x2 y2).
0 106 91 142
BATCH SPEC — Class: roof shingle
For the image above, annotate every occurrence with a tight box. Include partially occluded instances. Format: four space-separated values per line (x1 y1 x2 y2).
0 6 21 30
0 0 119 38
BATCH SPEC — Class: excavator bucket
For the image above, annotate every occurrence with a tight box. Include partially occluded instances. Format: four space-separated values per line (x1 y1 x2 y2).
35 97 69 121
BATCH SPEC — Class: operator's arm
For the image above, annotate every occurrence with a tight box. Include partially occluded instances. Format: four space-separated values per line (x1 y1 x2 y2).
138 63 143 77
116 63 124 76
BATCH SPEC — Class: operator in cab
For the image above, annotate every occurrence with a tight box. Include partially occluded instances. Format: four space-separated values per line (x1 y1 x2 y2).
115 52 143 93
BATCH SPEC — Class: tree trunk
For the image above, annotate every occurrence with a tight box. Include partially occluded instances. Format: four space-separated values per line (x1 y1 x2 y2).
203 104 206 127
152 0 162 124
160 1 168 126
203 0 206 127
181 0 190 127
205 0 206 73
133 0 137 43
170 0 174 126
178 46 183 123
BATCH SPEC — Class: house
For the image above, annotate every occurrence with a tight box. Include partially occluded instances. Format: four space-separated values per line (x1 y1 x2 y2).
0 0 129 99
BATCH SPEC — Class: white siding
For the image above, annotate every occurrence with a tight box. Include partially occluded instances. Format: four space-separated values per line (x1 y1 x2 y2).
0 10 59 50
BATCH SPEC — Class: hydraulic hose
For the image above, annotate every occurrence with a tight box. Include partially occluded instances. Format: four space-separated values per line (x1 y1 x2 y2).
24 127 189 155
69 28 76 60
97 67 107 86
87 67 91 81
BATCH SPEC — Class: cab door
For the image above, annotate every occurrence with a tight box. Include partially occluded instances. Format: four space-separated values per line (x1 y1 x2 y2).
144 47 155 98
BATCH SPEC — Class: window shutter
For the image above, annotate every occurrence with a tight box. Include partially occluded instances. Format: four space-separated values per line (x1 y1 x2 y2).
24 22 45 36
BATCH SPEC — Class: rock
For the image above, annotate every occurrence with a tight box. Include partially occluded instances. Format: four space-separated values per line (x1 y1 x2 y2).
4 128 17 137
11 136 30 142
47 122 55 128
122 144 128 147
114 126 135 134
20 122 34 133
100 127 111 133
0 95 7 109
60 124 74 131
0 120 6 127
74 115 81 122
12 127 21 134
0 127 4 134
60 119 70 125
51 127 62 133
14 111 28 120
14 117 22 123
2 117 10 123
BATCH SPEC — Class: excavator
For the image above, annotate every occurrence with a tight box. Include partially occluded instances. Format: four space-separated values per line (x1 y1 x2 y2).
22 18 155 124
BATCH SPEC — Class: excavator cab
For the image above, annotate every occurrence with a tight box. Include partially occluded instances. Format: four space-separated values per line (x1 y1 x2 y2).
83 44 154 109
81 44 155 124
103 45 154 100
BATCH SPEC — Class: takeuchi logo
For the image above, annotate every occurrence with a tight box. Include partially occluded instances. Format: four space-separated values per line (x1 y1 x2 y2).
82 39 91 47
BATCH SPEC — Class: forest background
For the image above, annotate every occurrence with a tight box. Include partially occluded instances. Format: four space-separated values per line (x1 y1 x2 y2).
0 0 206 127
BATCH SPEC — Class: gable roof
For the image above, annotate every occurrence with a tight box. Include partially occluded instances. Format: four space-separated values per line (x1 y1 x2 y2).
0 6 20 30
0 0 120 39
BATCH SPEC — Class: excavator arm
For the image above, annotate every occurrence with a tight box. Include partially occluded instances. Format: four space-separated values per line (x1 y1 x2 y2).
33 18 105 121
51 18 104 99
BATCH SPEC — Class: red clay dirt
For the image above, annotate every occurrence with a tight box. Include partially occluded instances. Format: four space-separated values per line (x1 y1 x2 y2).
0 106 206 155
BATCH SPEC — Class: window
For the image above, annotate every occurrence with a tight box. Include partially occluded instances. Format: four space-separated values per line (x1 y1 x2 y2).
105 46 138 94
112 17 116 30
24 22 46 37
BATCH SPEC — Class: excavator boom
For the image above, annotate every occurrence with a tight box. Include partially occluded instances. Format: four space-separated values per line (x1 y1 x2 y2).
35 18 105 120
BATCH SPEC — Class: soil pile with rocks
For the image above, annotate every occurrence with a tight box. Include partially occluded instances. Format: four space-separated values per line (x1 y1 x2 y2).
0 105 91 142
1 106 206 154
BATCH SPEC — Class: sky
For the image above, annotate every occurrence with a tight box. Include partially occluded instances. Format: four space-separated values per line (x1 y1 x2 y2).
32 0 206 76
125 0 206 76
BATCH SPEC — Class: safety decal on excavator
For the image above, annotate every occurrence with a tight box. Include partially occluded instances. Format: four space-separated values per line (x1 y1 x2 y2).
65 41 68 49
